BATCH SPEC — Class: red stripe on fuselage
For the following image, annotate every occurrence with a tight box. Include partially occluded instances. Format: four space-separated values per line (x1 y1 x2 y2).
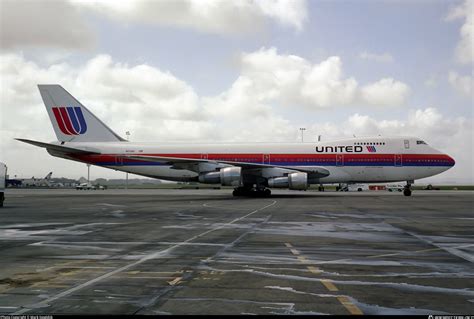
70 153 454 166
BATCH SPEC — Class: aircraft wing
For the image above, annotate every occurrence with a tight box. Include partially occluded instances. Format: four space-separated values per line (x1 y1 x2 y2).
16 138 101 155
125 155 330 178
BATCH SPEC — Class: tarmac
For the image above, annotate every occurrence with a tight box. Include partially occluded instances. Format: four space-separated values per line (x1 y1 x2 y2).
0 188 473 315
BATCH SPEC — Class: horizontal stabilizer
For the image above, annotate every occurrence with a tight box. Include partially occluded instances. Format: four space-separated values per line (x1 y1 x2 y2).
16 138 100 155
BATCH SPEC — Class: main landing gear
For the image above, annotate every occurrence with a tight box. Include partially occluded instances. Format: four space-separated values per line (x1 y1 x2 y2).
403 181 413 196
233 186 271 197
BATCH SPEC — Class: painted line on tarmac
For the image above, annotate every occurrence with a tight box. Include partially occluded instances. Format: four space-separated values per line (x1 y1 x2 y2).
284 242 363 315
13 200 277 315
337 296 363 315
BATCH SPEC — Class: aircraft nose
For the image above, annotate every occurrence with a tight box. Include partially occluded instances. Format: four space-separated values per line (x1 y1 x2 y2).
446 154 455 167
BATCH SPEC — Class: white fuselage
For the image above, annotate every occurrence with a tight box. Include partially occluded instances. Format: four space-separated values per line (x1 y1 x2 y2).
50 136 455 185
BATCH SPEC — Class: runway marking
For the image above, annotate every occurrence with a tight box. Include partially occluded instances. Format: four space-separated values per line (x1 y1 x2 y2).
167 277 182 286
337 296 363 315
296 256 307 263
284 242 363 315
307 266 322 274
290 249 300 256
13 200 277 315
321 279 338 291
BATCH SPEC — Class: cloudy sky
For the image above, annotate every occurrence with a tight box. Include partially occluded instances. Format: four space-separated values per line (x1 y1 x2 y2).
0 0 472 183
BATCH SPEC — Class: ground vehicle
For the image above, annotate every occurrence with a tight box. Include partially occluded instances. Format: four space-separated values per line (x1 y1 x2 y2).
0 163 6 207
75 183 96 190
339 183 369 192
386 184 404 192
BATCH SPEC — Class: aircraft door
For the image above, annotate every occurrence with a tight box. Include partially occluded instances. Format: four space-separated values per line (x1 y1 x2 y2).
336 154 344 166
394 154 402 167
263 154 270 164
404 140 410 149
115 156 123 166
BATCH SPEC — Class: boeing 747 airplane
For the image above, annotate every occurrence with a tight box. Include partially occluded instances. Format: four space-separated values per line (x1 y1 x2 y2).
17 85 455 196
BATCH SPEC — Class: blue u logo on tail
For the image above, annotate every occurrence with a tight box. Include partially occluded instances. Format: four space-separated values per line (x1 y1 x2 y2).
52 106 87 135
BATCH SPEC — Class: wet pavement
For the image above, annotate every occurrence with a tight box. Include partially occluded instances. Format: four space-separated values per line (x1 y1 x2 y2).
0 189 473 315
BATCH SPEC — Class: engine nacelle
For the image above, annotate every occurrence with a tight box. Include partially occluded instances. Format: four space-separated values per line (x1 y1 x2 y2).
268 172 308 190
220 167 242 186
198 171 221 184
288 172 308 190
267 177 289 188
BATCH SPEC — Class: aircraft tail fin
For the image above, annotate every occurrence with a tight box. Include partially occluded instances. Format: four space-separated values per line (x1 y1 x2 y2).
45 172 53 180
38 85 126 143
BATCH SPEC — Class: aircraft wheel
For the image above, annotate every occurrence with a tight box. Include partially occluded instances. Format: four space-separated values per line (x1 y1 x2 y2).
403 188 412 196
263 189 271 197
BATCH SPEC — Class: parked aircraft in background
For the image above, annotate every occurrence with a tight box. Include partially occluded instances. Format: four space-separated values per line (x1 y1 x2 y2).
17 172 53 187
17 85 455 197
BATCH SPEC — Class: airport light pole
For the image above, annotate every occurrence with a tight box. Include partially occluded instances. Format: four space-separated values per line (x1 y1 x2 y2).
125 131 130 190
299 127 306 143
87 164 90 184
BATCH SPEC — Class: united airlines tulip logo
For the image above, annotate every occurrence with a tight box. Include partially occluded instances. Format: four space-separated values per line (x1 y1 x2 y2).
52 106 87 135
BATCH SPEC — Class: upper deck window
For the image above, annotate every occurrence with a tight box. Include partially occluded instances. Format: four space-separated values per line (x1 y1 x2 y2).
416 140 427 145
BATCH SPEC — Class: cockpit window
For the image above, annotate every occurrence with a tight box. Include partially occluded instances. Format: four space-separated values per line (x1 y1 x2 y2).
416 140 427 145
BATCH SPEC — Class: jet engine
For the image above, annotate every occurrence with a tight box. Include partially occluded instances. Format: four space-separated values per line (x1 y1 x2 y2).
288 172 308 190
220 167 242 186
198 167 242 186
198 171 220 184
267 176 288 188
268 172 308 190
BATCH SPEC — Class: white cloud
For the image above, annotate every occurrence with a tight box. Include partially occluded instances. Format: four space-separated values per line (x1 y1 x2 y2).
206 47 410 110
0 0 307 51
448 71 473 97
358 51 394 63
360 78 410 107
0 0 94 50
445 0 474 65
74 0 308 35
255 0 308 31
